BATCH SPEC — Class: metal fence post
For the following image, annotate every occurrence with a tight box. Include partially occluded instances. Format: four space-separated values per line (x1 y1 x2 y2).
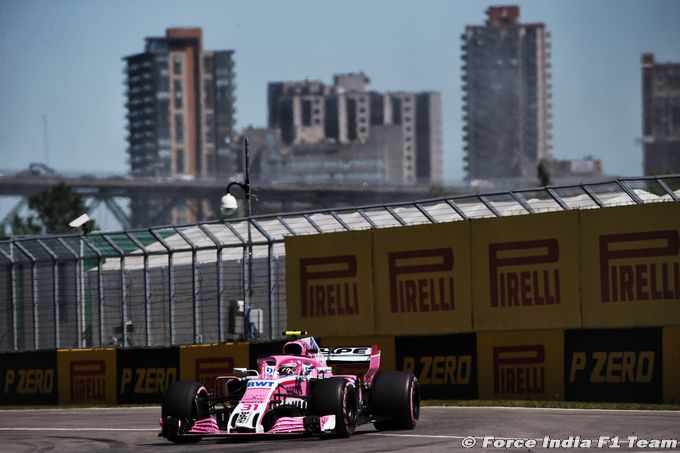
81 237 103 348
12 242 37 349
197 224 223 343
125 232 151 347
150 230 174 346
175 228 201 344
36 240 59 348
251 220 272 341
57 238 82 347
0 246 16 351
101 235 127 347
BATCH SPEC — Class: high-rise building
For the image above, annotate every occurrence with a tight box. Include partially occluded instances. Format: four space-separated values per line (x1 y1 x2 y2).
642 53 680 175
124 28 236 225
266 73 442 185
462 6 552 182
124 28 236 179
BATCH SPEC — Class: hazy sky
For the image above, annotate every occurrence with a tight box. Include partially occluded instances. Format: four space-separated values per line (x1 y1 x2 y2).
1 0 680 184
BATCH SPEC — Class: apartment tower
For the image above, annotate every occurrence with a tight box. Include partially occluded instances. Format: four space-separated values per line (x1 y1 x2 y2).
124 28 236 225
267 73 442 185
462 6 552 182
642 53 680 175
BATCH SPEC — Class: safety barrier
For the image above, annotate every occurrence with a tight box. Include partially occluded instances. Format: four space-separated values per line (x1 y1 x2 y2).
285 202 680 336
1 329 677 405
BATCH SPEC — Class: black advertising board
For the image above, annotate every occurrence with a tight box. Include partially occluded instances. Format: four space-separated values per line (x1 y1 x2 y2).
564 328 662 403
395 333 477 399
117 347 179 404
0 350 58 405
249 341 287 370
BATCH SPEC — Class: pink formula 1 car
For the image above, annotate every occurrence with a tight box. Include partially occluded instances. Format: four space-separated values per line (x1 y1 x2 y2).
159 334 419 442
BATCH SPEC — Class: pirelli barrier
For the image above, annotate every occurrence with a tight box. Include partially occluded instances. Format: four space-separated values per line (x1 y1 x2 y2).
0 327 678 404
1 350 58 405
117 348 179 404
580 203 680 328
286 231 375 337
57 348 117 405
471 211 582 331
285 203 679 337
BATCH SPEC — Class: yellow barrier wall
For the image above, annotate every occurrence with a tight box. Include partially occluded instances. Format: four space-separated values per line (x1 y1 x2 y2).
179 343 249 391
663 327 680 404
477 330 564 400
580 203 680 328
373 223 472 335
57 348 116 405
471 211 582 331
285 230 375 337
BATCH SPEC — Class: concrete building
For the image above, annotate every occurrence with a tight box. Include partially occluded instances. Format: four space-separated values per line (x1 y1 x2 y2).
462 6 553 182
124 28 236 225
642 53 680 175
266 73 442 186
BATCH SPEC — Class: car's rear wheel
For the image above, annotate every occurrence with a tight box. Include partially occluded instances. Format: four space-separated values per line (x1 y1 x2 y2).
161 380 209 443
309 377 358 438
372 371 419 431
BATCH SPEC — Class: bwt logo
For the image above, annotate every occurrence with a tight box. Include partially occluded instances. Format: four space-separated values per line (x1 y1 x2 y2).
247 380 276 388
388 248 455 313
489 239 560 308
300 255 359 318
493 345 545 395
599 230 679 303
195 358 234 392
70 360 106 401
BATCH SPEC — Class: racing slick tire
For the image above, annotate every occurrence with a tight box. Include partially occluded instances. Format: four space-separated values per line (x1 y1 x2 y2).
309 377 358 438
372 371 419 431
161 380 209 443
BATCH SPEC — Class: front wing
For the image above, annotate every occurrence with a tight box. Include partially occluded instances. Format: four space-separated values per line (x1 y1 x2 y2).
160 414 337 438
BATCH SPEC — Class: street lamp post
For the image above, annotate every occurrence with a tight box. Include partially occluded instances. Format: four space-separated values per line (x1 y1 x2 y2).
221 138 254 340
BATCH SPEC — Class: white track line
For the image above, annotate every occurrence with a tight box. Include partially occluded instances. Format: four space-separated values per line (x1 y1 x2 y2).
367 433 534 440
0 428 158 431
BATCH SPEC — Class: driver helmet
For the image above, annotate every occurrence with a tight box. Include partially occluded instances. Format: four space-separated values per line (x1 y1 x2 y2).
278 360 301 376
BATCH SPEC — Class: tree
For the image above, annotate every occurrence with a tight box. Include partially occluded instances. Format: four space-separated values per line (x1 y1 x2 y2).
10 183 97 236
537 160 552 187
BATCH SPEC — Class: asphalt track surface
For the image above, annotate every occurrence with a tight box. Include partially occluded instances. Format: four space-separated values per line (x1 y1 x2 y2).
0 406 679 452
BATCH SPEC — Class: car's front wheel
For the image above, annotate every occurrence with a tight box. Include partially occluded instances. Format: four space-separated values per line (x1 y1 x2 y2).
161 380 209 443
309 377 358 438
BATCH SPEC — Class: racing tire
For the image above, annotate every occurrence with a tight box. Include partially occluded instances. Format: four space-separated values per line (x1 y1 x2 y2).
309 377 358 438
372 371 419 431
161 380 209 443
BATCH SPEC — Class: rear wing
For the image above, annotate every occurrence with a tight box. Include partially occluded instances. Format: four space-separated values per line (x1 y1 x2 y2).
319 345 381 384
319 346 377 363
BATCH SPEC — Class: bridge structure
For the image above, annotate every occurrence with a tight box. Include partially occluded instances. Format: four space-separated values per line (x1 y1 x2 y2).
0 174 442 230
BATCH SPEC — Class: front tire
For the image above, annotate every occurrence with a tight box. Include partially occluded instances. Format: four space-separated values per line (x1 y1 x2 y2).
372 371 419 431
309 377 358 438
161 380 208 443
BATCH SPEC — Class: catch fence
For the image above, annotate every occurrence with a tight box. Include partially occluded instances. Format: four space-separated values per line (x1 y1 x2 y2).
1 175 678 351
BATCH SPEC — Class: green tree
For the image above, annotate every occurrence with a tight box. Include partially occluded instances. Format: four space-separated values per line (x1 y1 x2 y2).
11 183 97 236
537 160 552 187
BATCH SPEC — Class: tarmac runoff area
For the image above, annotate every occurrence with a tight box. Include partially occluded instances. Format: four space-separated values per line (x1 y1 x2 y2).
0 406 678 452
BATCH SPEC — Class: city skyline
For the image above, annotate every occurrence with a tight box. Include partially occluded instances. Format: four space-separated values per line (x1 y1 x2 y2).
2 0 680 184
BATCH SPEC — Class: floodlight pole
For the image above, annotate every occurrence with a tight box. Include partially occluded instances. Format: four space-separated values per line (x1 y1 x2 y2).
224 138 253 339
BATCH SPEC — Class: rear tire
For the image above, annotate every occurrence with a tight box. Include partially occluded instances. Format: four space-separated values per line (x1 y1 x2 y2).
309 377 358 438
372 371 419 431
161 380 208 443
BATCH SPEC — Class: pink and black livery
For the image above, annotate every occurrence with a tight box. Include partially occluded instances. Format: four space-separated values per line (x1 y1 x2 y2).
159 332 419 442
